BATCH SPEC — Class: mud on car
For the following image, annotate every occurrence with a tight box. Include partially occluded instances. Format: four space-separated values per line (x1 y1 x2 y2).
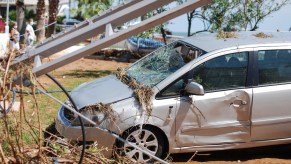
56 31 291 162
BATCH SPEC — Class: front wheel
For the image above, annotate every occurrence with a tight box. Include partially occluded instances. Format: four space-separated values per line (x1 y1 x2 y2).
117 126 165 163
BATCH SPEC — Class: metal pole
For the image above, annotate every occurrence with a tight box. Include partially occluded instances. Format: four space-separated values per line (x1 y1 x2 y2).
5 0 10 34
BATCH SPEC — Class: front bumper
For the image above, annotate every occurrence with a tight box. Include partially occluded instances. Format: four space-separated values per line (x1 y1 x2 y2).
55 106 116 157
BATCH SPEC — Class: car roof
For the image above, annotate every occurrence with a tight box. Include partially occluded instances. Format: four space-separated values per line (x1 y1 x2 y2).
182 31 291 53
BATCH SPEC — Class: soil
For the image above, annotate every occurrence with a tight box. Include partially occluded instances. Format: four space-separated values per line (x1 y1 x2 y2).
53 57 130 72
39 52 291 164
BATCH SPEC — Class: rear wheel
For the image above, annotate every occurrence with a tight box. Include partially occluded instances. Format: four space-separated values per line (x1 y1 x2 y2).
117 126 165 163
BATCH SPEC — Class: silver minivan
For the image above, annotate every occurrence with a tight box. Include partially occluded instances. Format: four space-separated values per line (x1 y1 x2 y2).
56 31 291 162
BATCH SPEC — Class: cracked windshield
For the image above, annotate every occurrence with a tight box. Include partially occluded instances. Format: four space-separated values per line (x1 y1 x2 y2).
126 41 203 87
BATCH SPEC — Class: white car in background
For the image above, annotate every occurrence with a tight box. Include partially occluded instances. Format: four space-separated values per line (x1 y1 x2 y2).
61 19 81 30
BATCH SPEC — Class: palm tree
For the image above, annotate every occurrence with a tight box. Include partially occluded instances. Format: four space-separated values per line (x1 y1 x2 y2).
16 0 25 40
73 0 113 19
47 0 59 37
36 0 46 42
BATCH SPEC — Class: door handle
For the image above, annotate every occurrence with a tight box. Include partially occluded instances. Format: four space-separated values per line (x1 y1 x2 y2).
167 106 173 119
231 100 247 108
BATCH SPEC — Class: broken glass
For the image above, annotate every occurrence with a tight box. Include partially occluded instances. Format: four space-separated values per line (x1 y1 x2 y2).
126 42 186 87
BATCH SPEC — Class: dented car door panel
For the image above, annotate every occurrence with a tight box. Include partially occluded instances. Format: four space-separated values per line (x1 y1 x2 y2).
175 89 252 147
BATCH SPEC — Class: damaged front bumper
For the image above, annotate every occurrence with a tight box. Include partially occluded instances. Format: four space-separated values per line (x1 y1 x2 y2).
55 106 116 157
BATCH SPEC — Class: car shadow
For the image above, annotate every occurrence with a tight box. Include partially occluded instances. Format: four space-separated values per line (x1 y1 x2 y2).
171 144 291 162
62 70 113 79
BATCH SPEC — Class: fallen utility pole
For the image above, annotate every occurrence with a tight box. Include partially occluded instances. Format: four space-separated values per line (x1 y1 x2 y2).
12 0 211 77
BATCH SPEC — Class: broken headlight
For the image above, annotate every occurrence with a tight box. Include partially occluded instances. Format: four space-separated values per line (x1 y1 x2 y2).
63 100 76 121
71 110 107 126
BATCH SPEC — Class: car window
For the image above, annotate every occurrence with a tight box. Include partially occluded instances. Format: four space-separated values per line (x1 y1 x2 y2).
158 78 186 97
258 49 291 85
192 52 248 92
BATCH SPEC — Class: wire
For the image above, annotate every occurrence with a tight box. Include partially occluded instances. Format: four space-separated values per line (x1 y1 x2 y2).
45 73 86 164
15 90 71 95
19 21 57 37
0 88 17 118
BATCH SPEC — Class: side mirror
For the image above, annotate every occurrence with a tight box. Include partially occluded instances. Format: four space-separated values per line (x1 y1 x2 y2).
185 81 204 95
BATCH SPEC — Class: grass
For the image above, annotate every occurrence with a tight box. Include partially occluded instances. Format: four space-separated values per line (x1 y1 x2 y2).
1 67 114 163
30 69 113 128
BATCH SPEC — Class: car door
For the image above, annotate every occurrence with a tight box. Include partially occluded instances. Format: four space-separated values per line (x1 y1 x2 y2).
251 48 291 141
158 51 252 147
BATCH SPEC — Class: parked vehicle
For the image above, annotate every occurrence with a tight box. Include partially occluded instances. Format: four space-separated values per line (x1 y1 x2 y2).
126 36 165 54
61 19 81 30
56 31 291 163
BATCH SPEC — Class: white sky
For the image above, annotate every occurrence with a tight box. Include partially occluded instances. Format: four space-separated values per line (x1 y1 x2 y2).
167 3 291 33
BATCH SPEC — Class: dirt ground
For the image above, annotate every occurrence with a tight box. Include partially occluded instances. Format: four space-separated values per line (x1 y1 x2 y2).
42 56 291 164
55 58 129 72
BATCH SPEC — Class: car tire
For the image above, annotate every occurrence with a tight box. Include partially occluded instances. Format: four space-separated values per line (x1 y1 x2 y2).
117 126 165 163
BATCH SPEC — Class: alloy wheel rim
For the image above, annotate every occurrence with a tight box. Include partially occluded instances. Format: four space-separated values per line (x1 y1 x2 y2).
124 129 159 162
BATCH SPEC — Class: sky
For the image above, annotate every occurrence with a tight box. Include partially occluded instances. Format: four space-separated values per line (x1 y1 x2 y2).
167 2 291 34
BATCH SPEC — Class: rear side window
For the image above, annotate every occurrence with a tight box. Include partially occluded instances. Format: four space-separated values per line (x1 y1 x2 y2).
258 50 291 85
192 52 248 92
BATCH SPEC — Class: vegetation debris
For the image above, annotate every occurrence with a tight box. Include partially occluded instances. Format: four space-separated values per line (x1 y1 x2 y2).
217 30 238 39
116 68 153 115
254 32 272 38
82 102 116 122
0 49 129 163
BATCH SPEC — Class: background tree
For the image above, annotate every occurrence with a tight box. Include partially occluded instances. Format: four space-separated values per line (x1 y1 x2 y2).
36 0 46 42
200 0 240 32
137 6 169 40
233 0 291 31
72 0 112 20
176 0 202 36
178 0 291 35
16 0 26 38
47 0 59 37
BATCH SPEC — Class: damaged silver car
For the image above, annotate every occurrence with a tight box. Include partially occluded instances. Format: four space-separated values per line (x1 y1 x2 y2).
56 31 291 162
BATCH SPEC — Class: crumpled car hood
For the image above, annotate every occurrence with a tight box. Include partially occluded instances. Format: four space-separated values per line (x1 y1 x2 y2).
70 75 134 109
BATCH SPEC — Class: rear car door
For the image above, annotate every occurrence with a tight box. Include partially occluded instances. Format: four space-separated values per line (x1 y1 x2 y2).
251 48 291 141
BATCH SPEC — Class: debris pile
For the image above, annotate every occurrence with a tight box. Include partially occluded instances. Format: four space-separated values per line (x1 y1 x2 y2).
116 67 153 115
83 102 116 122
217 31 238 39
254 32 272 38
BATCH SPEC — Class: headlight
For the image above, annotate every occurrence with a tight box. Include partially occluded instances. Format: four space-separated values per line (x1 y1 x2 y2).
71 111 106 126
63 100 79 121
69 103 114 127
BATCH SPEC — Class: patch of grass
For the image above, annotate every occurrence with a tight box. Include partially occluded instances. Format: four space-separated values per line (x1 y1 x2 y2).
22 132 35 145
0 45 135 163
